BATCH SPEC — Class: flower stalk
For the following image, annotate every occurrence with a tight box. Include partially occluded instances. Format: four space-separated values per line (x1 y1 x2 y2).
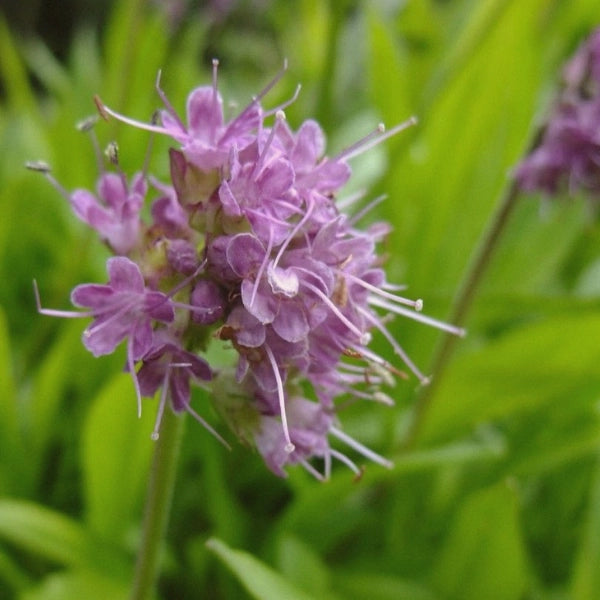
130 408 185 600
404 179 521 447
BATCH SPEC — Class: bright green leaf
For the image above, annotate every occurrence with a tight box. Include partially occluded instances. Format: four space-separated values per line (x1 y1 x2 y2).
571 454 600 600
275 534 334 598
21 569 128 600
420 312 600 443
0 499 128 577
0 306 19 491
206 537 315 600
82 373 155 542
432 481 528 600
335 571 441 600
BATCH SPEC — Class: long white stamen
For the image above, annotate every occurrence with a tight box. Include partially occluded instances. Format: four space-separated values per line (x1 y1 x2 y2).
335 124 386 162
357 305 429 384
300 459 325 481
253 110 286 178
345 273 423 311
95 96 171 136
301 280 370 345
330 426 393 469
185 402 231 449
324 449 332 480
271 197 314 271
336 189 367 211
151 366 170 440
337 116 418 162
264 345 295 454
263 84 302 118
127 336 143 418
347 195 387 225
34 280 95 319
155 70 187 131
340 385 395 405
250 231 272 308
329 448 361 474
369 296 466 336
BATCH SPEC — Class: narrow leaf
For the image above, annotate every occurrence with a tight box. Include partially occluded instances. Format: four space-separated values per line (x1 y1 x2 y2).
206 537 315 600
432 481 528 600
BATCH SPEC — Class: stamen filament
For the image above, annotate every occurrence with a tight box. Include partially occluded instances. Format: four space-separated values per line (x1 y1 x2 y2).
301 280 369 344
357 305 429 384
263 84 302 118
330 426 393 469
250 231 272 309
155 70 187 132
95 96 171 137
347 194 387 225
300 459 325 481
271 197 314 270
338 116 418 162
368 296 466 336
345 273 423 310
33 280 96 319
264 345 295 453
329 448 361 474
151 367 170 440
127 336 143 418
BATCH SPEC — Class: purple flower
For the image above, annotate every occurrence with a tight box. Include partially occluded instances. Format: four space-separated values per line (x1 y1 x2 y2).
71 257 174 359
138 335 212 408
70 172 146 254
515 28 600 198
35 63 465 477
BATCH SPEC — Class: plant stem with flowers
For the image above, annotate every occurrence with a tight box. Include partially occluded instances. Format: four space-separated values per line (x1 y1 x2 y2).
31 61 465 596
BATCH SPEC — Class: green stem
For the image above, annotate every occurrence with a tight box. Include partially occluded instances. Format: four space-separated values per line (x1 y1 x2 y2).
130 408 185 600
404 179 521 447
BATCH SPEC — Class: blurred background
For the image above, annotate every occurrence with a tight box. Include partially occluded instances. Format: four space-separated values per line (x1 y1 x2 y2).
2 1 600 599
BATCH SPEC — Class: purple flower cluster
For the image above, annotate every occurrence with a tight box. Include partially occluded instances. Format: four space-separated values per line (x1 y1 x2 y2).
515 28 600 197
34 62 463 479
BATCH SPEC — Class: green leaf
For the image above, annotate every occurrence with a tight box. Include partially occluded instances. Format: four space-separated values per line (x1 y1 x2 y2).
335 571 442 600
0 545 31 595
81 373 155 542
571 454 600 600
432 481 528 600
275 534 335 599
21 570 128 600
420 312 600 443
0 14 37 115
0 499 128 577
0 306 19 491
367 8 412 123
28 322 83 466
206 537 315 600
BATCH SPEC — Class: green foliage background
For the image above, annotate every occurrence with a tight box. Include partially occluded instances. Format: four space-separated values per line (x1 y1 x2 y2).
1 0 600 598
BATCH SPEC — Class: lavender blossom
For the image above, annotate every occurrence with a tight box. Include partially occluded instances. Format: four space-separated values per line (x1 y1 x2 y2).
34 62 464 479
515 28 600 197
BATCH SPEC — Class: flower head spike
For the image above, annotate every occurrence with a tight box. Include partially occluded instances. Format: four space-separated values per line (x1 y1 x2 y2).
35 62 464 479
515 27 600 199
71 257 174 358
70 172 147 254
